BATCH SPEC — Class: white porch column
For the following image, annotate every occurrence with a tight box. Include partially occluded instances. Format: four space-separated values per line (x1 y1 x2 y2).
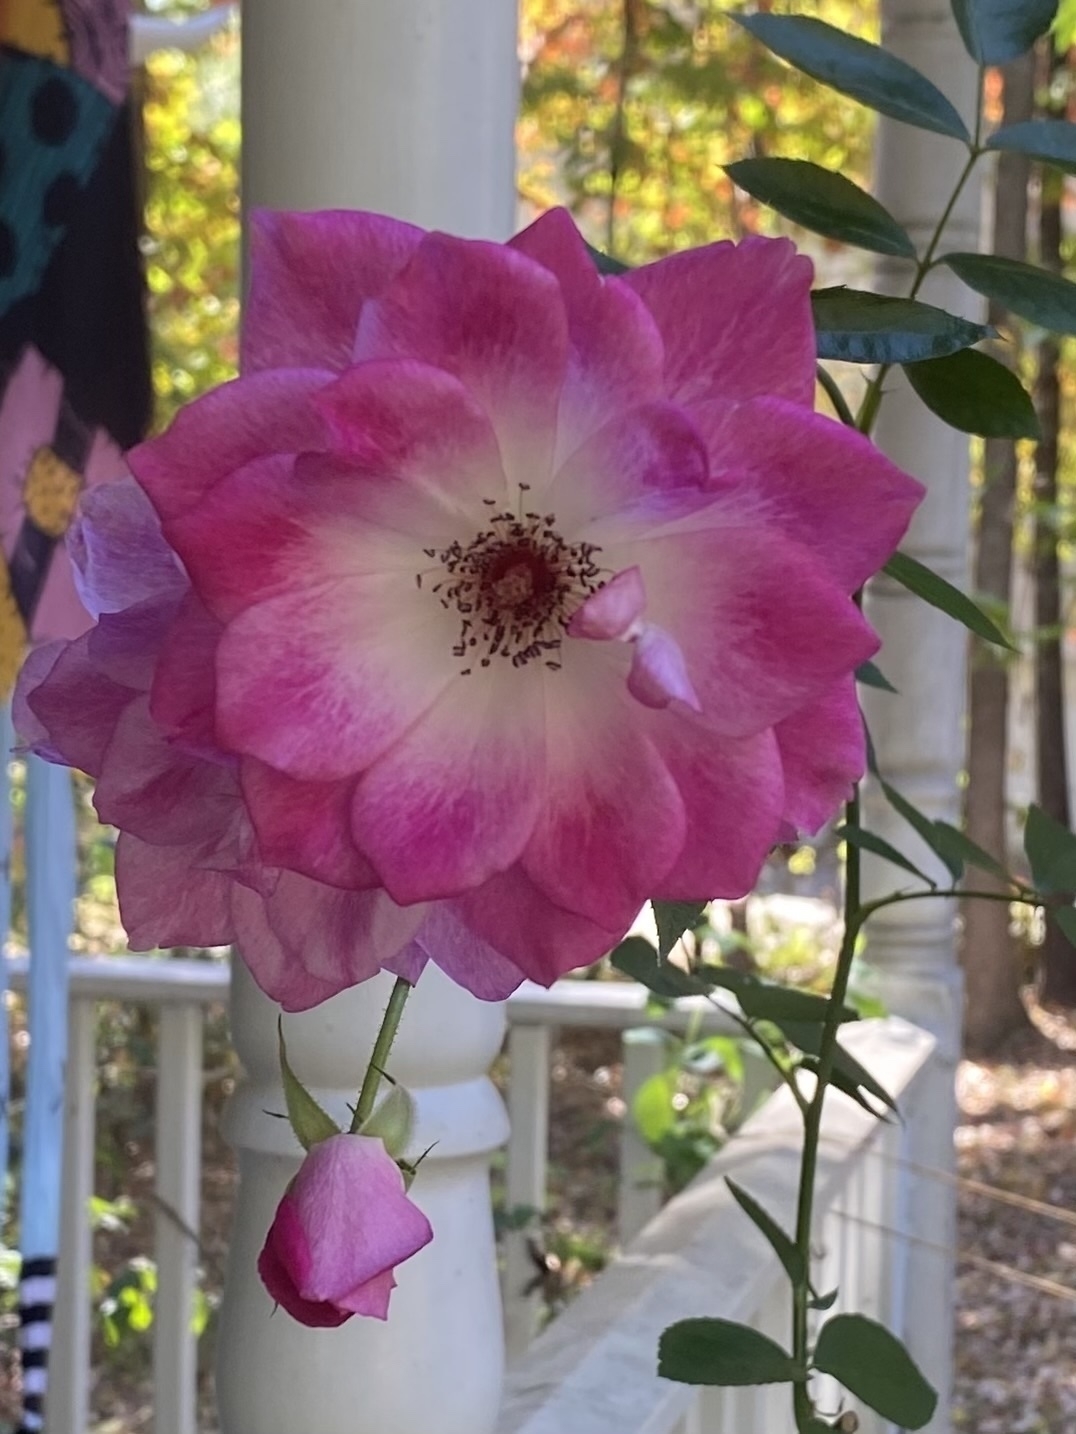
856 4 981 1431
216 6 519 1432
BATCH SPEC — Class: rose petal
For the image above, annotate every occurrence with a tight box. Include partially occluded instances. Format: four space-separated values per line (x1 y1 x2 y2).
129 369 332 522
148 593 222 750
452 867 621 987
350 667 546 903
315 359 508 514
215 572 458 780
613 521 879 737
650 717 784 900
405 902 529 1000
243 209 423 373
627 625 701 712
622 235 815 409
568 566 645 641
241 760 377 889
776 678 865 837
510 208 665 463
21 635 134 776
691 396 925 593
95 697 240 847
68 477 186 618
522 643 686 928
548 401 708 534
258 1198 350 1328
288 1135 432 1304
230 884 346 1012
255 873 425 993
355 232 569 494
116 833 235 951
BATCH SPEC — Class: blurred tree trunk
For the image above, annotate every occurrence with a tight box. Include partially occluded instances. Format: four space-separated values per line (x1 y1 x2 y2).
962 54 1034 1053
1034 47 1076 1009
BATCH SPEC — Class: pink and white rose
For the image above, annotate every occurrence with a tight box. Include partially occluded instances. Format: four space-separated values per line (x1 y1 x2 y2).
15 206 924 1009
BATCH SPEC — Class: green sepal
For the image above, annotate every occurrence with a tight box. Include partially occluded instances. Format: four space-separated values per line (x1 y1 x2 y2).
359 1083 416 1159
278 1019 342 1151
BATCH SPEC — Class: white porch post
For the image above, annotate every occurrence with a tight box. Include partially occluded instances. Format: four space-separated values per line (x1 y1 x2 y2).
215 5 519 1432
856 4 981 1430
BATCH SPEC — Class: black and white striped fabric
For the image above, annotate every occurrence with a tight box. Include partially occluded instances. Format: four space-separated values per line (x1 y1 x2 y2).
16 1254 56 1434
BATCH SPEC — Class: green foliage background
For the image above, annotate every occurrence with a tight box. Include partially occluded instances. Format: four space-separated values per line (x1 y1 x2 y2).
141 0 875 427
141 0 241 427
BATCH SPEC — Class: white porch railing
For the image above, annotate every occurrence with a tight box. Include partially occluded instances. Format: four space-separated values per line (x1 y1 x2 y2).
8 957 937 1434
496 1018 936 1434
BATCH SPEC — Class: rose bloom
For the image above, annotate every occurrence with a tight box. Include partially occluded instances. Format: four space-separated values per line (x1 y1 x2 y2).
16 208 922 1008
257 1134 433 1325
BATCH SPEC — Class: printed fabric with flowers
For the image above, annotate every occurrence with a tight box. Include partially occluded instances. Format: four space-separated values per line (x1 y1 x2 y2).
15 207 924 1009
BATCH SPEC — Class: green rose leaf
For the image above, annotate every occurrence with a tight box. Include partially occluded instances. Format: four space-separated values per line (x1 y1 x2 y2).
1053 905 1076 946
943 252 1076 335
856 660 898 693
839 823 937 887
724 159 915 258
780 1024 899 1115
1024 804 1076 893
584 242 630 276
884 550 1014 650
929 821 1013 883
277 1020 341 1152
359 1084 416 1157
903 349 1040 439
652 900 709 959
725 1178 806 1286
813 1313 938 1428
731 15 969 141
812 289 992 364
987 118 1076 174
951 0 1058 65
659 1317 803 1386
632 1068 679 1145
611 935 703 998
879 778 964 881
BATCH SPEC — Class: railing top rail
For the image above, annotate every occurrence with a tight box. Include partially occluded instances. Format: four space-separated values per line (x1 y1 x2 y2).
507 979 741 1036
495 1017 936 1434
4 956 741 1034
6 953 230 1006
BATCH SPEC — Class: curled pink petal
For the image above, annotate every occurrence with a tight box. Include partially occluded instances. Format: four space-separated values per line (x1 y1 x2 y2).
568 566 645 641
627 625 701 712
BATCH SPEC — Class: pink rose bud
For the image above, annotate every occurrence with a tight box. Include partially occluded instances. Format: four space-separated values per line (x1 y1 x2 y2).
258 1133 433 1326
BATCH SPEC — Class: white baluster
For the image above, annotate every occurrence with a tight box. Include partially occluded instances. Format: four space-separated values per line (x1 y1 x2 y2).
220 2 520 1428
856 4 980 1429
51 996 96 1434
619 1028 667 1245
154 1003 204 1434
503 1024 551 1363
216 962 509 1434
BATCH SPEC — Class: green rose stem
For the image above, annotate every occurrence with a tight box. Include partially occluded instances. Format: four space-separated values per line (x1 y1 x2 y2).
792 71 990 1430
857 64 986 437
350 975 414 1133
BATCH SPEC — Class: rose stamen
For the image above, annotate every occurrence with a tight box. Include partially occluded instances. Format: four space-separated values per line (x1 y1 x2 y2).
423 499 604 672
